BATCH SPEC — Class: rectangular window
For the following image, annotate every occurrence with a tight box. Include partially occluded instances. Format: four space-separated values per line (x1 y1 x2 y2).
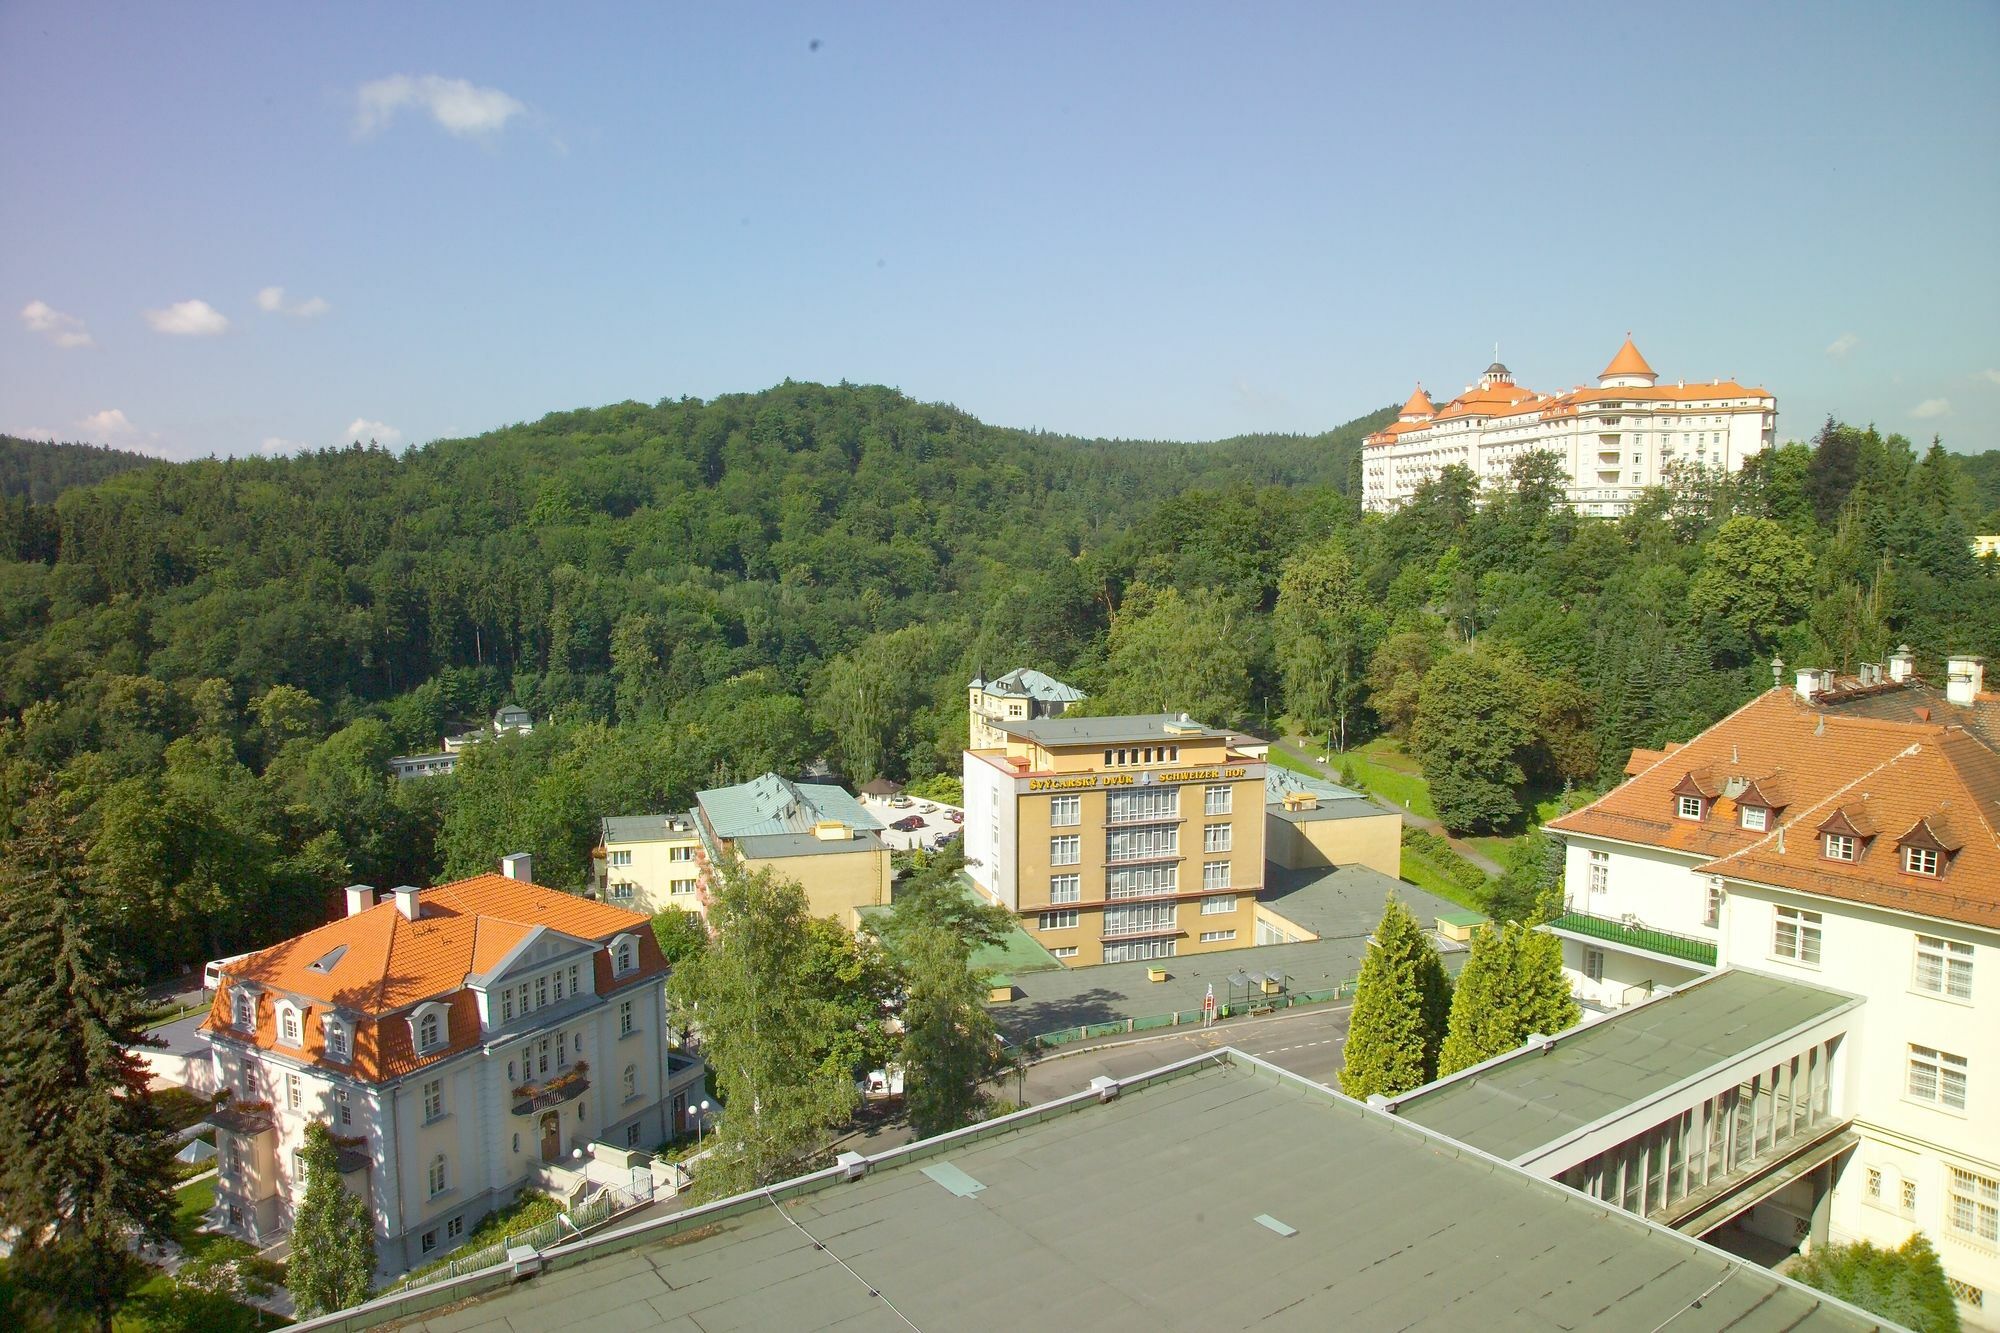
1051 946 1079 959
609 850 632 867
1103 902 1175 938
1204 784 1232 816
447 1216 464 1240
609 882 634 901
535 976 548 1008
1102 938 1176 964
1866 1167 1882 1201
553 970 565 1002
1903 1179 1919 1215
1049 875 1080 904
1908 1044 1968 1110
1914 935 1974 1000
669 845 695 862
422 1230 437 1253
1105 826 1176 862
1824 833 1855 861
619 999 634 1036
502 990 514 1022
1200 930 1236 943
1038 910 1079 931
423 1078 443 1121
1906 845 1940 876
1740 805 1767 831
1588 850 1609 894
1704 882 1722 929
1948 1166 2000 1244
1106 865 1176 900
1201 894 1236 915
1583 948 1605 982
335 1087 351 1126
517 983 529 1014
1107 788 1177 823
1773 906 1823 965
1203 861 1231 890
569 964 579 993
1203 823 1232 853
286 1073 301 1111
671 878 696 895
1677 795 1703 820
1049 795 1081 827
1049 835 1080 866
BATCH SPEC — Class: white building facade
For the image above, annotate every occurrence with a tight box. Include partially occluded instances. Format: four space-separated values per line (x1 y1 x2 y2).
1362 338 1777 516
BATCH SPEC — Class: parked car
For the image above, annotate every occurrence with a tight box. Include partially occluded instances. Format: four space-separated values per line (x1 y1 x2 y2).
888 795 913 808
947 810 964 824
917 802 936 813
890 814 926 831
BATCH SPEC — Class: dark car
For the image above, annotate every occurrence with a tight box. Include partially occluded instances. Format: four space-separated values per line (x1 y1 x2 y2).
890 815 926 831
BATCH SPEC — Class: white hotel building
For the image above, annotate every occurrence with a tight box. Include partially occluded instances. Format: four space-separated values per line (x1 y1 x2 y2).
1361 338 1777 516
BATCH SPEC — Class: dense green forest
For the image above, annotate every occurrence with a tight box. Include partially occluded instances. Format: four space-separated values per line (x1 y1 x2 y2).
0 383 1992 979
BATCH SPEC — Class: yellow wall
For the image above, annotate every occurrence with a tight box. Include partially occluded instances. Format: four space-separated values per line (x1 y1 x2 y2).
749 846 892 924
1264 808 1401 878
605 835 704 917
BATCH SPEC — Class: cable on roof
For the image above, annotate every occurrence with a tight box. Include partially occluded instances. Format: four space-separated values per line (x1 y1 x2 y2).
1645 1266 1735 1332
762 1189 922 1330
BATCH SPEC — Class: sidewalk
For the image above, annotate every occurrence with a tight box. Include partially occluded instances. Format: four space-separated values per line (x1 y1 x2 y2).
1274 736 1505 876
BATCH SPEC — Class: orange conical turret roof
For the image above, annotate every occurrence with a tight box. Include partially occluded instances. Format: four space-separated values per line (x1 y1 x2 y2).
1400 384 1435 419
1600 336 1655 381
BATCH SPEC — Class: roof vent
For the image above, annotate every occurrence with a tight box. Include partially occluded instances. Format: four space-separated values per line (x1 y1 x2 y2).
1089 1075 1120 1103
306 944 349 974
501 852 533 882
1253 1214 1298 1238
836 1151 870 1181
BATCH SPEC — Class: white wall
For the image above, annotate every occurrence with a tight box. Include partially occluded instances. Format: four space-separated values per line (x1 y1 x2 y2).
962 754 1017 910
1563 834 1721 939
1719 881 2000 1316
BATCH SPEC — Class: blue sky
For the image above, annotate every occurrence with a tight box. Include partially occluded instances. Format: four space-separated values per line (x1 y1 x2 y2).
4 1 1996 459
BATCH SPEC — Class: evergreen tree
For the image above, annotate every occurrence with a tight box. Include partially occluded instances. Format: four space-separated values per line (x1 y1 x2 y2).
0 784 176 1333
288 1121 376 1317
1792 1235 1960 1332
1507 903 1580 1041
898 924 1001 1138
1338 894 1452 1099
1437 925 1512 1077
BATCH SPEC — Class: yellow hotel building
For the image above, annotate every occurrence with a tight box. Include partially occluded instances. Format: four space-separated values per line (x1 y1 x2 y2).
963 714 1266 966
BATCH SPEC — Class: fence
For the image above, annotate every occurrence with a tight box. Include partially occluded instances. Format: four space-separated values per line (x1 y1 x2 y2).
1022 978 1357 1054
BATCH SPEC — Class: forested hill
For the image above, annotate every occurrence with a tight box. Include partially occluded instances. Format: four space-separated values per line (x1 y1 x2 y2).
0 434 161 502
2 380 1994 980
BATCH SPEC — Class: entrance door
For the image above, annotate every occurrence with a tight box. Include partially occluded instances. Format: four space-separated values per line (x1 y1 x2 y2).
540 1111 560 1161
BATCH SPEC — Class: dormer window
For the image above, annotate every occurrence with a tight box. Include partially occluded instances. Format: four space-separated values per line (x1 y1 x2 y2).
232 990 255 1031
1824 834 1856 862
1906 846 1940 877
1676 795 1703 821
1740 805 1767 832
1896 816 1958 879
410 1000 451 1055
277 1003 302 1047
323 1016 350 1062
419 1012 440 1049
611 932 638 976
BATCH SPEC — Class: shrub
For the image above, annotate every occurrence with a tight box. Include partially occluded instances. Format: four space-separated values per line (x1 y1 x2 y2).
1791 1235 1960 1332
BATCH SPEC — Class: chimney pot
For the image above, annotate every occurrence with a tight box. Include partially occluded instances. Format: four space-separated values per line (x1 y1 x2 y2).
501 852 533 882
344 885 376 917
392 885 422 921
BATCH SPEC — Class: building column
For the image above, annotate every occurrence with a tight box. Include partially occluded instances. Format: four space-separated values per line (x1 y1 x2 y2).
1806 1158 1838 1253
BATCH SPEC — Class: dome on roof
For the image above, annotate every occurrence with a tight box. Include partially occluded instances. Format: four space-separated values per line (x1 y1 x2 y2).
1486 361 1509 376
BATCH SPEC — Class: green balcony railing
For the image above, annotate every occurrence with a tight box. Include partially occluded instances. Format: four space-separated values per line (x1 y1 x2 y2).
1548 911 1717 967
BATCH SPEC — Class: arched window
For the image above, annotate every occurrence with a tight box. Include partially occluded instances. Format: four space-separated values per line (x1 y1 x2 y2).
611 933 637 976
233 990 255 1031
428 1153 448 1196
623 1064 637 1100
419 1012 439 1050
278 1003 301 1047
323 1017 349 1061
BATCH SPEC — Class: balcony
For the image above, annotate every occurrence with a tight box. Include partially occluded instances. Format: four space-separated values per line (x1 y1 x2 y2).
1547 911 1717 967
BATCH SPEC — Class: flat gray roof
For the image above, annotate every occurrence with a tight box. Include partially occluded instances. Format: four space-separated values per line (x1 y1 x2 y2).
990 875 1463 1040
599 814 696 844
380 1056 1884 1332
738 828 888 860
989 712 1232 747
1258 864 1457 941
1388 968 1859 1161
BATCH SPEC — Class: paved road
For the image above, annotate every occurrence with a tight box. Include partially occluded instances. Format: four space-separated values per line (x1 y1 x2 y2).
1273 735 1506 877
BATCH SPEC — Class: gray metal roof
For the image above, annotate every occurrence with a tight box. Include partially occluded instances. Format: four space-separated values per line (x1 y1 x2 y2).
376 1056 1886 1332
1388 968 1860 1161
989 712 1232 747
599 813 697 844
695 773 885 838
734 828 888 860
974 666 1086 703
1257 864 1451 941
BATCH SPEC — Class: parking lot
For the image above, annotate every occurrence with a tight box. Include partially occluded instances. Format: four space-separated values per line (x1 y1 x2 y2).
858 792 963 852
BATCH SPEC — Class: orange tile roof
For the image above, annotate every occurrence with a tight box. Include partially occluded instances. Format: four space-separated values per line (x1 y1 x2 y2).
1600 336 1656 380
202 874 666 1082
1698 730 2000 930
1550 690 1933 861
1400 385 1435 418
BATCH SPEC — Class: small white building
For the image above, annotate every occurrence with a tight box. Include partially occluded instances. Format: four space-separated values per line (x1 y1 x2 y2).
1362 338 1777 516
200 857 703 1275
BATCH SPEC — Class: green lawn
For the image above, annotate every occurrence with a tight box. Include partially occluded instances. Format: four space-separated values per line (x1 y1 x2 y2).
1398 848 1484 911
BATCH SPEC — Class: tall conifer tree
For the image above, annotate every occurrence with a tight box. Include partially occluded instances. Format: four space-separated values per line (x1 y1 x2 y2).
0 784 175 1332
288 1122 376 1316
1338 895 1452 1099
1437 926 1514 1077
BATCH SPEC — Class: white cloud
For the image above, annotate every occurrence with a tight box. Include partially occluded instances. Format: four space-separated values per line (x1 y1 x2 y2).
255 286 331 318
1911 398 1951 420
143 298 230 336
21 299 94 348
1979 369 2000 386
344 418 403 446
1825 332 1859 359
260 436 309 455
80 408 138 439
356 74 525 138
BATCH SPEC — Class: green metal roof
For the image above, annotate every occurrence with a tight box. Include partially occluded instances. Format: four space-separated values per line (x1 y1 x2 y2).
695 773 885 838
1388 968 1859 1162
371 1057 1887 1332
972 667 1086 703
